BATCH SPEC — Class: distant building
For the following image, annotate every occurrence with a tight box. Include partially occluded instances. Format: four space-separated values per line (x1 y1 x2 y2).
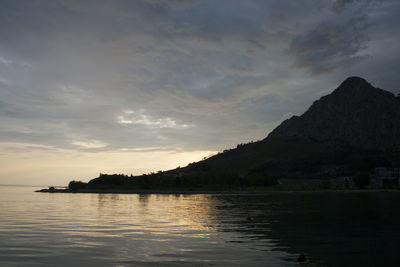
330 177 354 188
371 167 399 187
373 167 393 178
277 179 324 189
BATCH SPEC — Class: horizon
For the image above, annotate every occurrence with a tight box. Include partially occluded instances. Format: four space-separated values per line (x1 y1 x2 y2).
1 0 400 186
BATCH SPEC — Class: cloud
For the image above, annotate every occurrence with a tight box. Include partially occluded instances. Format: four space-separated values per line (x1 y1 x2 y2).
331 0 370 13
0 56 13 65
0 0 400 184
288 16 370 75
0 77 10 87
117 110 191 129
71 140 108 149
0 142 58 154
190 74 270 101
0 141 217 185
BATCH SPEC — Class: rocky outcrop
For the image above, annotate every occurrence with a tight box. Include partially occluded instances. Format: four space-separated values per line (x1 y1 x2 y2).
267 77 400 150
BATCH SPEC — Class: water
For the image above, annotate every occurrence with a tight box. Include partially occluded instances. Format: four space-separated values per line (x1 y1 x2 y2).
0 186 399 266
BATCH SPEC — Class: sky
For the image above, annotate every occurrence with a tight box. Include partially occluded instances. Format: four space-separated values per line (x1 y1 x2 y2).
1 0 400 185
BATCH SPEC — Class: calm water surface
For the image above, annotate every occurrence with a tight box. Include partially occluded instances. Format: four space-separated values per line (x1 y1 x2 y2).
0 186 399 266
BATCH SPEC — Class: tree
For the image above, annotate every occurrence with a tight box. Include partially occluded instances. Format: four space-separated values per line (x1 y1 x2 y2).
68 180 87 191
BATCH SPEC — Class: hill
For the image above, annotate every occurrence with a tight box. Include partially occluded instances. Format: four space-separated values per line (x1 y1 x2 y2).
169 77 400 179
68 77 400 190
268 77 400 149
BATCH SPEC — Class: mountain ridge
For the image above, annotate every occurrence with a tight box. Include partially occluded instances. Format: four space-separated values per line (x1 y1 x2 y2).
175 76 400 180
64 76 400 190
267 76 400 149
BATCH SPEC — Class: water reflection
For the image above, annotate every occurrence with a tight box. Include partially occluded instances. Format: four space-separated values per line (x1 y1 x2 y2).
211 192 400 266
138 194 150 205
1 187 400 266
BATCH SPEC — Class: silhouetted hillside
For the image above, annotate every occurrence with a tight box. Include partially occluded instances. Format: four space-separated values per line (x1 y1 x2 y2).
68 77 400 190
268 77 400 149
171 77 399 178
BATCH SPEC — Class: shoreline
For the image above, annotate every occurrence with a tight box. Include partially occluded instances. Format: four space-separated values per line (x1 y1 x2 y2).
35 188 400 195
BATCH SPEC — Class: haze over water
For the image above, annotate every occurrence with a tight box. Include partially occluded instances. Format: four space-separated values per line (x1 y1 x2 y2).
1 186 399 266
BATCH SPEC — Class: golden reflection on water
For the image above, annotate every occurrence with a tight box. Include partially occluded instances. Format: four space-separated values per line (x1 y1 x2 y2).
2 186 400 266
93 193 219 233
0 186 297 266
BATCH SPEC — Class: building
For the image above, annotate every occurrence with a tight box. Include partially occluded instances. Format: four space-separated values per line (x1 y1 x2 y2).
371 167 399 187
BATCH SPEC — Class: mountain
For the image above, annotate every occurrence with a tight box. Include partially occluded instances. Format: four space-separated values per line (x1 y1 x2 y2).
268 77 400 150
70 77 400 190
171 77 400 180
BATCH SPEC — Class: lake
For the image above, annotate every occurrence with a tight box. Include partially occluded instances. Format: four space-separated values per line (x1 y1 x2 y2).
0 186 399 266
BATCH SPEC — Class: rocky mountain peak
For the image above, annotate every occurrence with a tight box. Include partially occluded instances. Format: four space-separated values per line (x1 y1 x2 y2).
332 76 394 100
267 77 400 149
337 76 371 89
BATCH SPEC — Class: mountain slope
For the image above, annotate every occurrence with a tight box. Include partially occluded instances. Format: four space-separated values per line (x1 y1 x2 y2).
78 77 400 189
176 77 400 179
267 77 400 149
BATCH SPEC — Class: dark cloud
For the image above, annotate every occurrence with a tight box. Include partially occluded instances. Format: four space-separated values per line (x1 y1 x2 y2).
0 0 399 155
288 16 369 75
331 0 370 13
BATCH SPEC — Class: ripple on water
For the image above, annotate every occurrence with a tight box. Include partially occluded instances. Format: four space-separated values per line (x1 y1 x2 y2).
2 187 400 266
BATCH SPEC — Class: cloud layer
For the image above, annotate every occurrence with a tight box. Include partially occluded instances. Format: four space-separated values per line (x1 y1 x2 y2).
1 0 400 183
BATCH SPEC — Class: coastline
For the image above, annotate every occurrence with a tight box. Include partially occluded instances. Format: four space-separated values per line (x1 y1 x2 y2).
35 188 400 195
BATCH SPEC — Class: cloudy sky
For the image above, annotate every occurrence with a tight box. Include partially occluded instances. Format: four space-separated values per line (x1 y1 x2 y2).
1 0 399 185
